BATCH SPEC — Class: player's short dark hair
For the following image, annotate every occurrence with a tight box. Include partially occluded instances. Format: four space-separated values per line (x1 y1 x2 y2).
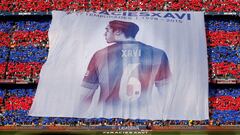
109 20 139 38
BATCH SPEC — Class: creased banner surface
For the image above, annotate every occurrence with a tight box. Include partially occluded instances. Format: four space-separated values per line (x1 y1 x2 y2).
29 11 209 120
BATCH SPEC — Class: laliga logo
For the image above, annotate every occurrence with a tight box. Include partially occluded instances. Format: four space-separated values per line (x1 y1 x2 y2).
119 64 141 102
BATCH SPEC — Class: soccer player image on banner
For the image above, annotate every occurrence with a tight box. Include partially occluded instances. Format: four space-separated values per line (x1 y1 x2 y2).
81 20 171 109
29 11 209 120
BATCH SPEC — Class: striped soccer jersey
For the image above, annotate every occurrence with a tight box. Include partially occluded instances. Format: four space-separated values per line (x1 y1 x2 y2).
82 41 171 103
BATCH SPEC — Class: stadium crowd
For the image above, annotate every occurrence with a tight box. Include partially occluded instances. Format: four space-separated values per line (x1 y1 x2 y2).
206 18 240 80
0 87 239 126
0 20 50 80
0 1 239 128
0 0 239 12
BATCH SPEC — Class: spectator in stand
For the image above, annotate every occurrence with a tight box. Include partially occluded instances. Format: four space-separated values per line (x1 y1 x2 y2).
0 90 5 112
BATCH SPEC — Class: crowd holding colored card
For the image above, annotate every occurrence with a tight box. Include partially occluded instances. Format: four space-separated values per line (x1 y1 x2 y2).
0 0 239 12
0 1 239 126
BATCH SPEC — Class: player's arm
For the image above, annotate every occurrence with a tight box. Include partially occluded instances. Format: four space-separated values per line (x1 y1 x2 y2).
79 54 99 110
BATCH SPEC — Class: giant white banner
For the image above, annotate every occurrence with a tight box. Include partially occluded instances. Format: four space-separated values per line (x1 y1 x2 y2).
29 11 209 120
